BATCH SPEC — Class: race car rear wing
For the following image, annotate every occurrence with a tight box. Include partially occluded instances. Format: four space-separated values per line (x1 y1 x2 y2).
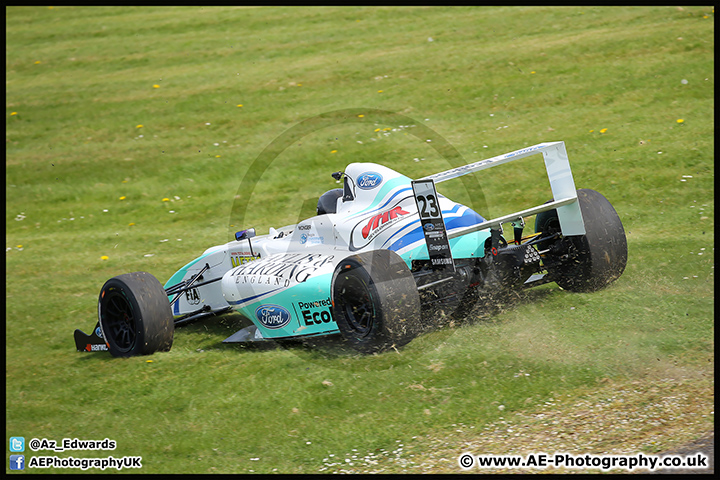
421 141 586 238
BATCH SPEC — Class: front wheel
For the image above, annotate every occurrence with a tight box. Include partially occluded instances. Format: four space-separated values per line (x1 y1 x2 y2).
98 272 174 357
536 189 627 292
331 250 421 354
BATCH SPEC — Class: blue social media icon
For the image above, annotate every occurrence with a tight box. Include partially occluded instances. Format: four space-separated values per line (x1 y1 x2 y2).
9 437 25 452
10 455 25 470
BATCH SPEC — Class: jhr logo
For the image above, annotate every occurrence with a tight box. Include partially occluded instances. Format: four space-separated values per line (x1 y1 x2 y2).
361 206 409 239
10 454 25 470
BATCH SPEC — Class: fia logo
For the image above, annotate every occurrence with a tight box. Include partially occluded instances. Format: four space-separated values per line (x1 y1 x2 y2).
185 288 201 305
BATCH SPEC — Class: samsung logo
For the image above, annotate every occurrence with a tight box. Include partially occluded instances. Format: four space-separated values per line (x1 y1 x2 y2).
255 305 292 329
357 172 383 190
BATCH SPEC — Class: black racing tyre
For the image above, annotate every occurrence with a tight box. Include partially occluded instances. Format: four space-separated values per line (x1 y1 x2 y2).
331 250 421 354
98 272 174 357
535 189 627 292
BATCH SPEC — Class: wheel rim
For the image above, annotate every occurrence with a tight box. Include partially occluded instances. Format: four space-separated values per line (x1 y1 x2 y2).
337 273 375 337
101 289 137 353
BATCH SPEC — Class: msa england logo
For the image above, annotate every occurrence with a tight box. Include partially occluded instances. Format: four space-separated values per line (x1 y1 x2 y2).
357 172 383 190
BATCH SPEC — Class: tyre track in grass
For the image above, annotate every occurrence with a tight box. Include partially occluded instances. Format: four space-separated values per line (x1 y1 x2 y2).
319 374 713 474
645 431 713 475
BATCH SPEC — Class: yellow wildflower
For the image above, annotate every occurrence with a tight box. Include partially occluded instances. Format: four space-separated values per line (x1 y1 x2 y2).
600 128 608 134
677 119 684 124
10 112 18 116
162 198 170 202
101 255 109 261
136 124 143 129
119 196 126 200
153 84 160 88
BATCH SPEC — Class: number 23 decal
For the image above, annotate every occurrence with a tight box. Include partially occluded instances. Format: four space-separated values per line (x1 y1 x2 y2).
417 194 439 218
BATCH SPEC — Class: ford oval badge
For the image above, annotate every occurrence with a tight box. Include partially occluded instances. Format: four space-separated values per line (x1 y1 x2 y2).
255 305 292 329
357 172 383 190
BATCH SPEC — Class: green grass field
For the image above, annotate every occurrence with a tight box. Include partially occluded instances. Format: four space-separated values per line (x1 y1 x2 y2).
6 6 714 474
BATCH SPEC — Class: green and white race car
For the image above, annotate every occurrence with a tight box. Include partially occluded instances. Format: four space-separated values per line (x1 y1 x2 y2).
75 141 627 356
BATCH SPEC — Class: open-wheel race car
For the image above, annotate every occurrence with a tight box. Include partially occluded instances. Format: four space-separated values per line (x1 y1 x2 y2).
74 141 627 356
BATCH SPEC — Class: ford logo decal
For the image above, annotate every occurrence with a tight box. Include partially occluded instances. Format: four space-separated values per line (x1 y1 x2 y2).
255 305 292 329
357 172 383 190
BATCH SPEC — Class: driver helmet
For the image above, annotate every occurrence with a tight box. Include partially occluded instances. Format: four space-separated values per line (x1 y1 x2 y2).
317 188 343 215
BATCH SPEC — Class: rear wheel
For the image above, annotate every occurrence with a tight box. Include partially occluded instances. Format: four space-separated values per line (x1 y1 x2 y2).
536 189 627 292
331 250 421 354
98 272 174 357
